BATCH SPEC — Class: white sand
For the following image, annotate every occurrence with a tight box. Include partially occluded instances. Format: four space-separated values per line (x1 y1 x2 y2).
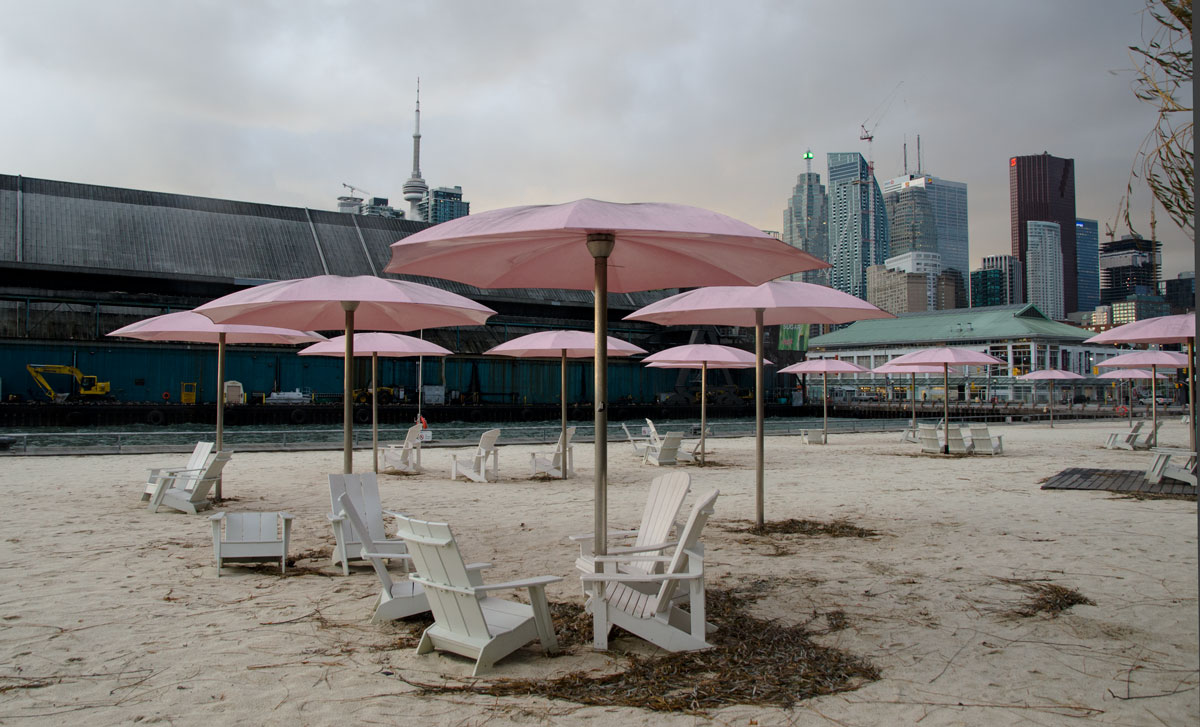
0 420 1196 725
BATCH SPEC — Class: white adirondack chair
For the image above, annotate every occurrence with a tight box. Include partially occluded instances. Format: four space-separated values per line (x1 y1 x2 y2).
946 427 973 454
643 431 682 466
450 429 501 483
900 424 919 443
381 423 424 474
328 473 409 576
582 489 719 652
918 424 941 454
147 450 232 514
210 511 293 576
968 423 1004 455
1106 421 1144 449
622 423 649 457
1145 448 1198 486
334 493 431 621
1132 420 1164 450
645 419 663 448
571 471 691 582
142 441 214 501
530 426 576 478
394 513 561 676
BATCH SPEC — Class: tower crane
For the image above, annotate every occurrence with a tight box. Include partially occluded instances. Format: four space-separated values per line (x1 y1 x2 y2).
858 81 903 269
341 182 372 198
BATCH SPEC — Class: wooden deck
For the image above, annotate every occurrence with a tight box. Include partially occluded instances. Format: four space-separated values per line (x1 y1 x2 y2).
1041 468 1197 498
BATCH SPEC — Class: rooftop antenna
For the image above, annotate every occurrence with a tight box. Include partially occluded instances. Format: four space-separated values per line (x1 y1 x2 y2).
903 140 908 176
916 134 922 175
804 149 814 174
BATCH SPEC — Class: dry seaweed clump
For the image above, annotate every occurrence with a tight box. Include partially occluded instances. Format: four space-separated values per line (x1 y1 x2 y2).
737 518 879 538
400 585 879 714
999 578 1095 618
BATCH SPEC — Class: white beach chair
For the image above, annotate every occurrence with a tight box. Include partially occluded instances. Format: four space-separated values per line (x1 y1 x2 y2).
328 473 409 576
622 423 650 457
582 489 719 652
571 471 691 583
1105 421 1144 450
394 513 561 676
381 423 424 474
643 431 682 466
210 511 293 576
1144 448 1198 486
1132 420 1164 450
968 423 1004 455
147 450 232 514
530 426 576 478
335 493 431 621
645 419 663 448
450 429 501 483
946 427 973 455
900 423 919 443
142 441 214 501
918 424 941 454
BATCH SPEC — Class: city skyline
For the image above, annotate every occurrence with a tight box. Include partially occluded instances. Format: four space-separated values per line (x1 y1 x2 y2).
0 1 1190 280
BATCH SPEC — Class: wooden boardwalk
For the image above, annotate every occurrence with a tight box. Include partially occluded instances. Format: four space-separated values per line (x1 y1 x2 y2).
1042 468 1197 498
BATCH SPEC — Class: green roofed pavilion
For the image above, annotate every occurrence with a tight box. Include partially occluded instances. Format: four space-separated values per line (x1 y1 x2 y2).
809 304 1091 350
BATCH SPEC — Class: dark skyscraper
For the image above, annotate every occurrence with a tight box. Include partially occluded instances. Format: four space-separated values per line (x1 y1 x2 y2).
1009 153 1077 314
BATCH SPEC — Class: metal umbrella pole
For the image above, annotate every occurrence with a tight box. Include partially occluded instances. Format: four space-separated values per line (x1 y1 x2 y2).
588 233 615 559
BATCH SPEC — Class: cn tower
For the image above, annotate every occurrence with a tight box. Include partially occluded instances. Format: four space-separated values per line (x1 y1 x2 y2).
402 79 428 221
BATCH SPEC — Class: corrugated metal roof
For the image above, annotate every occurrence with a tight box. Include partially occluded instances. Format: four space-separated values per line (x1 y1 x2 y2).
809 304 1092 349
0 174 671 310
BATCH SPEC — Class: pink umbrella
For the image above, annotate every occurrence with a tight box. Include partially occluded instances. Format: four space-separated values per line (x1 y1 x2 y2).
1098 350 1188 446
485 330 647 479
1016 369 1085 428
299 333 453 474
108 310 325 498
1097 368 1167 426
386 199 827 556
872 361 950 431
626 281 892 526
778 358 869 442
196 275 496 474
643 344 767 466
885 347 1005 453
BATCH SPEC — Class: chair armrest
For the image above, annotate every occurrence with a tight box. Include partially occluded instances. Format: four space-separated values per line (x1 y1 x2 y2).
593 554 673 564
474 574 563 593
279 512 293 521
327 512 346 523
567 529 637 542
209 512 227 522
607 540 677 555
465 562 491 572
382 509 411 520
581 571 698 583
360 550 414 563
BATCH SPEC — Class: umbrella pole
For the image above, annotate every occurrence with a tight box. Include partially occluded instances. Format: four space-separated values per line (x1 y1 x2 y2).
700 361 707 467
1049 381 1054 428
372 352 379 474
215 332 226 499
1189 339 1196 451
561 349 568 480
1151 364 1158 447
943 364 950 454
755 308 765 528
588 233 614 558
342 302 358 474
822 371 829 441
910 372 916 430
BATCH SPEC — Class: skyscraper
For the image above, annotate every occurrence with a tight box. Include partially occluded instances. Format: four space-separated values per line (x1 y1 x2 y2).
1075 218 1100 312
882 173 969 278
782 151 829 285
827 152 888 299
1100 235 1162 305
1025 221 1064 320
1010 153 1077 313
979 254 1025 305
420 185 470 225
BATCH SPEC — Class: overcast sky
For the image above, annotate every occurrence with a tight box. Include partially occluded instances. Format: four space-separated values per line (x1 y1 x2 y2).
0 0 1192 279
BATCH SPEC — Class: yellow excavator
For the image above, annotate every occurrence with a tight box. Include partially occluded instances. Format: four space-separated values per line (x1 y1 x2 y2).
26 364 112 402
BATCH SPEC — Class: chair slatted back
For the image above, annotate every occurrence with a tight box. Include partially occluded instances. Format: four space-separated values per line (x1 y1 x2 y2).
329 474 388 546
946 428 971 454
551 427 576 468
477 428 501 455
187 451 232 503
394 514 491 641
403 423 422 448
224 512 277 543
629 472 690 574
917 424 940 453
185 442 216 483
337 493 395 593
639 489 718 618
645 419 662 446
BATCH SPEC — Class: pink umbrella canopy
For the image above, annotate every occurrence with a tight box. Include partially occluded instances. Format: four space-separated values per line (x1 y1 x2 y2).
1097 368 1168 379
1017 369 1085 428
1096 350 1189 368
778 359 869 441
386 199 829 557
627 281 892 526
196 275 496 474
1085 312 1195 345
886 347 1005 453
298 332 452 358
871 362 948 375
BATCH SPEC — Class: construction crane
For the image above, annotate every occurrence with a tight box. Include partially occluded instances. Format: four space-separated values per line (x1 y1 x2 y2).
858 81 903 268
341 182 372 198
26 364 112 402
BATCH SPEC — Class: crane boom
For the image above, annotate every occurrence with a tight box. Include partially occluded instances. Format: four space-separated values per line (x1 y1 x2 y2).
341 182 372 198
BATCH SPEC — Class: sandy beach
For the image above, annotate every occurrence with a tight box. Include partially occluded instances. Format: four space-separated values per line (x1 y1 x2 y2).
0 419 1196 725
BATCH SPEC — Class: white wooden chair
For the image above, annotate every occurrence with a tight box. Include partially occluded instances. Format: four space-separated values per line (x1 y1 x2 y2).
643 431 682 466
946 427 973 454
801 429 827 445
530 427 576 478
571 471 691 582
394 513 561 676
450 429 501 483
210 511 292 576
582 489 719 652
1145 448 1198 486
1132 420 1164 450
147 450 232 514
900 424 919 443
918 424 941 454
142 441 214 501
968 423 1004 455
645 419 664 448
622 423 649 457
335 493 428 621
328 473 409 576
1105 421 1144 449
381 423 423 474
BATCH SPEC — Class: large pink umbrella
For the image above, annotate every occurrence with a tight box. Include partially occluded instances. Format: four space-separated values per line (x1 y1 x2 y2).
196 275 496 474
872 361 950 431
778 359 869 442
299 333 453 474
1016 369 1085 428
1088 313 1195 449
485 330 646 479
386 199 827 556
626 281 891 526
108 310 325 498
1098 350 1188 446
643 344 765 466
1097 368 1168 426
885 347 1005 453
